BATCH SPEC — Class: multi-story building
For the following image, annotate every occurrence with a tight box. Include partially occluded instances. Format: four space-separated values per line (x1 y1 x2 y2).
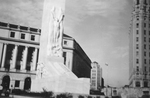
90 61 102 91
63 34 91 78
0 21 91 91
129 0 150 90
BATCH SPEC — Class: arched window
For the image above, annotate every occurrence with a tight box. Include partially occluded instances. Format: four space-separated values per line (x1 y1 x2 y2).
2 75 10 89
24 77 31 91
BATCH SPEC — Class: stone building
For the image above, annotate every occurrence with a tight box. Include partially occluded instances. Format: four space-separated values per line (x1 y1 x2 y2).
129 0 150 93
0 21 91 90
90 61 102 91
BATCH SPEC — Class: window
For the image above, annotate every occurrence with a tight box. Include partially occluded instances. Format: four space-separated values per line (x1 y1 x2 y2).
26 65 31 71
64 41 67 45
136 51 139 56
136 59 139 64
136 72 139 75
21 33 25 39
31 35 35 41
15 80 20 87
137 30 139 34
144 52 146 56
136 66 139 71
136 23 139 28
92 70 96 72
10 32 15 37
136 37 138 42
136 44 139 49
149 38 150 42
144 81 148 87
144 17 146 20
144 66 146 72
63 52 66 65
136 0 139 5
144 37 146 42
16 64 20 70
144 0 147 5
144 30 146 35
135 81 140 87
144 23 146 28
144 44 146 49
144 59 147 64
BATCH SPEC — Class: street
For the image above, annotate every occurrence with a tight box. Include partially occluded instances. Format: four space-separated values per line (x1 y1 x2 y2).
0 94 42 98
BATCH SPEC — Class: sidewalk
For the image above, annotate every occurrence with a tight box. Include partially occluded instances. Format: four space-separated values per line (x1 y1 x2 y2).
8 94 42 98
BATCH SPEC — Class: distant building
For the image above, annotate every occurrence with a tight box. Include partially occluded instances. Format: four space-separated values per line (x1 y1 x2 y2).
0 21 91 91
63 34 91 78
129 0 150 93
90 61 103 91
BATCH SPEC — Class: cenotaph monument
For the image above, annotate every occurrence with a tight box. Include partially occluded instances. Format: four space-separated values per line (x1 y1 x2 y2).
31 0 90 94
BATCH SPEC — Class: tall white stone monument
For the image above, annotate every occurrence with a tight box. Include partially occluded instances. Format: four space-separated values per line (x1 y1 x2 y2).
31 0 90 94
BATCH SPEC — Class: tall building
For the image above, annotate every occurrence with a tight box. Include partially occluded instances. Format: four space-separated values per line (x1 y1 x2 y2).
0 21 91 91
90 61 102 91
129 0 150 89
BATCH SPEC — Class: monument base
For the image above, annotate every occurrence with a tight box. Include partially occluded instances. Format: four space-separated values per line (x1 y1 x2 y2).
31 75 90 94
31 56 90 94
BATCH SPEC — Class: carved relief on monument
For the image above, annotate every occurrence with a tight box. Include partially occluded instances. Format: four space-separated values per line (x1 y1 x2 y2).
47 6 64 57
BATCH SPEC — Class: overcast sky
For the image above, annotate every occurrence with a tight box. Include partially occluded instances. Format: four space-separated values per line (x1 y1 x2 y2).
0 0 133 87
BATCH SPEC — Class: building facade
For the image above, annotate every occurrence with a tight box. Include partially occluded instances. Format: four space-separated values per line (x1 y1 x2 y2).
90 61 102 91
63 34 92 78
0 21 91 91
129 0 150 90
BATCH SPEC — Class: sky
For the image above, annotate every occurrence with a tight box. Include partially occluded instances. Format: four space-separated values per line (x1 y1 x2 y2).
0 0 133 87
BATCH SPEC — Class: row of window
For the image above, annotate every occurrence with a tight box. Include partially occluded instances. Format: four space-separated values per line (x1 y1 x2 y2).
136 58 150 64
136 51 150 57
135 15 150 21
136 44 150 50
136 0 148 5
135 6 149 13
136 30 150 35
136 37 150 43
136 30 150 36
135 81 148 87
10 31 35 41
136 66 150 72
136 22 150 28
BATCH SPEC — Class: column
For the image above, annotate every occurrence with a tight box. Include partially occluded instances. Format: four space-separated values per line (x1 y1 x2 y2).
22 46 28 71
10 45 18 70
31 48 38 71
1 43 7 69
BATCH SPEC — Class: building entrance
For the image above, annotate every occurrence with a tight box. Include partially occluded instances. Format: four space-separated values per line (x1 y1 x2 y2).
24 77 31 91
2 75 10 89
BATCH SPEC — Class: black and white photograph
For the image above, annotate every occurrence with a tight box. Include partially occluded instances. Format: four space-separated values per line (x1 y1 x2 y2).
0 0 149 98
